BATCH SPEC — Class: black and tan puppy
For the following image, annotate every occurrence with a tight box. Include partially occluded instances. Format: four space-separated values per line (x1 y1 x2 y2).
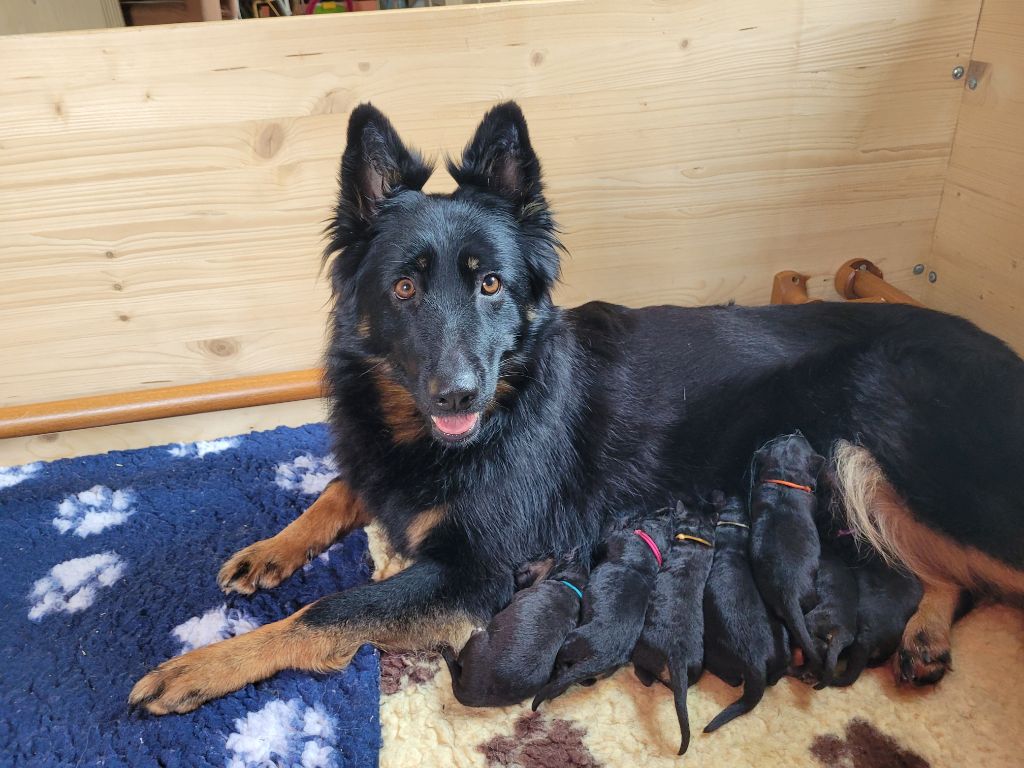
802 543 859 688
703 493 790 734
631 501 717 755
833 549 924 687
442 553 590 707
749 432 826 672
531 512 672 710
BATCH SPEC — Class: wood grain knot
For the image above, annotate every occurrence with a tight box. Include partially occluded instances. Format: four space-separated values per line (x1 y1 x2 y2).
198 337 240 358
255 124 285 159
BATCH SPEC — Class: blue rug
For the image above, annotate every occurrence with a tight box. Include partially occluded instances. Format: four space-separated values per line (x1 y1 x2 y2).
0 424 380 768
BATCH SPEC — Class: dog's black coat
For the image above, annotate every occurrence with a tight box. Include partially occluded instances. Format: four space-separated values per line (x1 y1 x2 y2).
803 543 859 688
530 514 672 710
301 101 1024 690
747 433 825 671
442 554 589 707
703 494 789 733
631 501 716 755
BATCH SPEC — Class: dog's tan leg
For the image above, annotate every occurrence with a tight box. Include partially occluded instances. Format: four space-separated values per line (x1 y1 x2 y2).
219 479 370 595
895 581 959 685
131 561 475 714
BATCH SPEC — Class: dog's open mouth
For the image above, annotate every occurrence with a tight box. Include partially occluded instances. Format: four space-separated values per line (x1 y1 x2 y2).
430 413 481 443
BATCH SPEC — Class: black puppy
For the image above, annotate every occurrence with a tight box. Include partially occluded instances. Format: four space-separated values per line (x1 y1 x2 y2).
442 553 590 707
749 432 825 672
531 512 672 710
802 542 859 688
832 546 924 687
631 501 716 755
703 493 789 734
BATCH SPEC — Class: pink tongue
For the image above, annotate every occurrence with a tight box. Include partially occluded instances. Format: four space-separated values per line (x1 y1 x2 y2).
431 413 479 436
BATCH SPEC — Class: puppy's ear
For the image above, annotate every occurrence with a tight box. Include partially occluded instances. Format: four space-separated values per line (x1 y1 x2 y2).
335 103 433 233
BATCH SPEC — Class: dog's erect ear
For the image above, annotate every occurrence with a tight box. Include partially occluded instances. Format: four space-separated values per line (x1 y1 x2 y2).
450 102 560 299
449 101 546 217
338 103 433 227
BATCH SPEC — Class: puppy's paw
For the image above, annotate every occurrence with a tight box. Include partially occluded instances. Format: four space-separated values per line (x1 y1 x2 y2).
218 535 311 595
895 627 952 686
129 652 227 715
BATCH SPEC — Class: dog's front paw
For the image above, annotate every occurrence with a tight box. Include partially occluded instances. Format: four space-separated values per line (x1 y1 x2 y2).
129 652 228 715
218 534 313 595
895 627 952 686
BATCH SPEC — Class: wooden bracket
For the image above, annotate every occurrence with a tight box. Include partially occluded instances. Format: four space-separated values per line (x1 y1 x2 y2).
770 271 822 305
834 259 922 306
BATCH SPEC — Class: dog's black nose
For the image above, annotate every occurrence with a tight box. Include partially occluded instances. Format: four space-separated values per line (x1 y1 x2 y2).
435 386 479 413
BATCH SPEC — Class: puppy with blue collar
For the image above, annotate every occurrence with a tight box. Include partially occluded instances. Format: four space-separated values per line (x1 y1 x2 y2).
442 552 589 707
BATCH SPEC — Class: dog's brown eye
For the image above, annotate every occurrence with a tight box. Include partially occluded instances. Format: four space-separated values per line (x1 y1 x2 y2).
394 278 416 300
481 274 502 296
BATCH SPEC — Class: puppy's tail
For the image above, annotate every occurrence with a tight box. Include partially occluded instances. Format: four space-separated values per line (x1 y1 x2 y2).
532 657 612 711
832 642 869 688
813 633 848 689
703 670 766 734
667 655 692 755
782 595 822 673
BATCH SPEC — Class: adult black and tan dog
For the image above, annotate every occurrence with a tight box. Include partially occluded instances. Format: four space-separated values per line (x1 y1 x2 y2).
129 102 1024 714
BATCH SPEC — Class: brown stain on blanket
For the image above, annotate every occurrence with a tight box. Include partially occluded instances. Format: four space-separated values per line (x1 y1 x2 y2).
811 719 930 768
479 712 601 768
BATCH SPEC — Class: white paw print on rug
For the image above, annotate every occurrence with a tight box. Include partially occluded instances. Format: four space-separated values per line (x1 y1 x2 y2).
171 604 260 655
168 437 240 459
225 699 338 768
52 485 136 537
28 551 126 621
0 462 42 490
274 454 338 496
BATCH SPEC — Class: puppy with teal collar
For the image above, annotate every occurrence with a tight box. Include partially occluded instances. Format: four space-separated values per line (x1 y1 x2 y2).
442 553 589 707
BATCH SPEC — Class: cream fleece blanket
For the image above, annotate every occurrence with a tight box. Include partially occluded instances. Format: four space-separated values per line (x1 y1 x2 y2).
366 523 1024 768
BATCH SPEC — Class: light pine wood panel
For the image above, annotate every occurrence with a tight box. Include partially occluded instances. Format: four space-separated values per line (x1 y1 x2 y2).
0 0 981 406
926 0 1024 353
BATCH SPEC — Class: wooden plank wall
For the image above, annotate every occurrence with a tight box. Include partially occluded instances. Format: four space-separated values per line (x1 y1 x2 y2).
926 0 1024 353
0 0 982 407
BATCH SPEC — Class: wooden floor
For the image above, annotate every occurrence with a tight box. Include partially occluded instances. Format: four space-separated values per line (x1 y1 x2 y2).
0 399 326 468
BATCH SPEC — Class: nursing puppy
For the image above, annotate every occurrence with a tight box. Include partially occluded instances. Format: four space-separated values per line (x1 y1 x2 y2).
802 543 859 688
531 512 672 710
749 432 826 671
631 501 716 755
442 553 590 707
833 550 924 687
703 493 789 734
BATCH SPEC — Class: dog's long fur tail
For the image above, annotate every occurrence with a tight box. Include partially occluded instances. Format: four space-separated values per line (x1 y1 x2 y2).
831 440 907 569
703 669 766 734
831 439 1024 600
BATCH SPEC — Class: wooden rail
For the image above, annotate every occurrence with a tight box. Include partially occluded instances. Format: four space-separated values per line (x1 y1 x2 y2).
0 369 324 439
